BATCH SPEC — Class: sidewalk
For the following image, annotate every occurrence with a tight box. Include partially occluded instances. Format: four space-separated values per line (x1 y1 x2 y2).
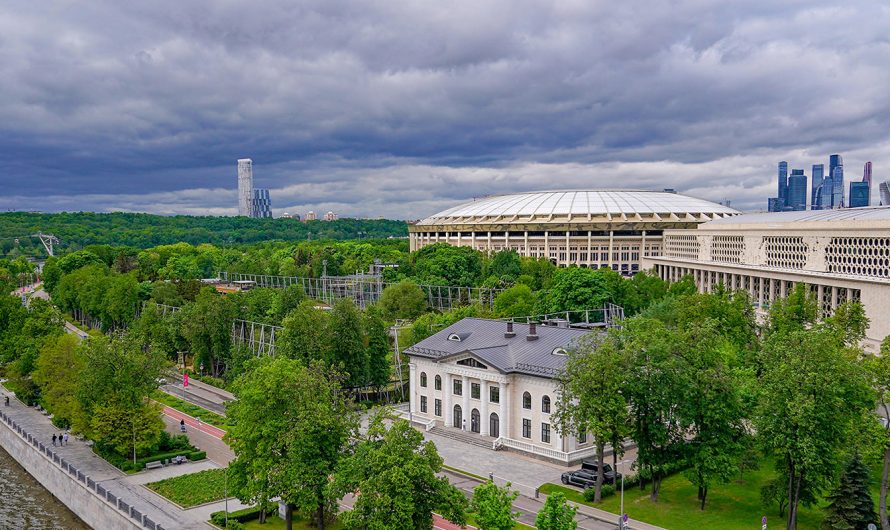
0 383 214 530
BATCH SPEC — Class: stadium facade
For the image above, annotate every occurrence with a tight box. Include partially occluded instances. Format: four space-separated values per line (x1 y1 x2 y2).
409 190 738 275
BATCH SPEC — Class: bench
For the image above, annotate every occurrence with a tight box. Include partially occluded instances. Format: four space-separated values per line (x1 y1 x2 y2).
145 461 164 470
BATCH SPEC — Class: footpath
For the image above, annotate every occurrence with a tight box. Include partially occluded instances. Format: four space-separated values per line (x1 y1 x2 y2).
0 383 233 530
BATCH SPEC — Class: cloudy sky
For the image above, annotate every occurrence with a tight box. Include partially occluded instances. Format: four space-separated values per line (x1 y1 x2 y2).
2 1 890 218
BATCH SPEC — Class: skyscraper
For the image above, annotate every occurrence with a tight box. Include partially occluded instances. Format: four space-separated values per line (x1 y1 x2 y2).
252 189 273 218
237 159 254 217
787 169 807 211
864 161 873 186
829 154 844 207
769 161 790 212
849 181 870 208
880 181 890 206
811 164 824 209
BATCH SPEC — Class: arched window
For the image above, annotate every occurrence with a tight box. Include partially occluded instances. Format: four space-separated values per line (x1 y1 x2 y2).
542 395 551 414
434 375 442 390
522 391 532 410
420 372 427 388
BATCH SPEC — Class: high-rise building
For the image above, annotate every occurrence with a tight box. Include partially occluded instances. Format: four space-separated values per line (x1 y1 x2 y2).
787 169 807 211
237 159 254 217
864 161 873 186
323 211 338 221
811 164 824 209
849 181 870 208
829 154 844 207
777 161 788 206
880 181 890 206
252 189 272 218
304 211 317 221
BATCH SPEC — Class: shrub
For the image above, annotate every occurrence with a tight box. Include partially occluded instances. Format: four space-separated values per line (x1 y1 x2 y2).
582 483 616 502
211 502 278 524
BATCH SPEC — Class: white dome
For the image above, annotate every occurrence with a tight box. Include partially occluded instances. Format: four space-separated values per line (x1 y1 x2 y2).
417 190 738 225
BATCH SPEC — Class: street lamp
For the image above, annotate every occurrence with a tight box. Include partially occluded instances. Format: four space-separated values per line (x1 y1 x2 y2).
225 466 229 528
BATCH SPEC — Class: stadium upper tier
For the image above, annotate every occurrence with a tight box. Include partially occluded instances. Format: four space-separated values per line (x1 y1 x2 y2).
414 190 738 227
409 190 739 273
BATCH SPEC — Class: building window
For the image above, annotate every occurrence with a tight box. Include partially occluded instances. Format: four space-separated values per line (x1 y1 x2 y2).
471 383 480 399
542 423 551 443
522 419 531 438
435 375 441 390
578 431 587 444
542 395 551 414
420 372 427 388
434 399 442 417
453 379 462 396
420 396 427 413
522 391 531 409
490 386 499 404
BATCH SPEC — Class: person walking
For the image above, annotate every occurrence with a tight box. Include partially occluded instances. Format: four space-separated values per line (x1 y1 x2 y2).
4 395 9 406
63 432 69 446
52 434 57 447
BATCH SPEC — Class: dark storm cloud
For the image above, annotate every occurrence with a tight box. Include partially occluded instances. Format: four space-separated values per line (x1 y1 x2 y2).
2 1 890 217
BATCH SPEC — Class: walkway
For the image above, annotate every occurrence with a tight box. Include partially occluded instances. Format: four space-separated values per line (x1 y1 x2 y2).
0 383 214 530
160 378 233 417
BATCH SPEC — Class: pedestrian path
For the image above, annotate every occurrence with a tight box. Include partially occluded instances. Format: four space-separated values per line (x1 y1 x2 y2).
0 383 214 529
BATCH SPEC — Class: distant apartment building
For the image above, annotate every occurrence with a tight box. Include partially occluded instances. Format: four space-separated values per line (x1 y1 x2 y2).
252 189 273 218
323 211 338 221
281 212 301 220
304 211 318 221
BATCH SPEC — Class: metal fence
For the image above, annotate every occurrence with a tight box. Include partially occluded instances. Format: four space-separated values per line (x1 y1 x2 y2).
218 272 503 311
232 319 281 357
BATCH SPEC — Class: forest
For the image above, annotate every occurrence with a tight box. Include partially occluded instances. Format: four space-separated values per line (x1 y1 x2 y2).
0 211 408 256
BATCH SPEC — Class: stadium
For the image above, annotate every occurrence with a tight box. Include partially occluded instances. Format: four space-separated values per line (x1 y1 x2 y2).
409 190 739 273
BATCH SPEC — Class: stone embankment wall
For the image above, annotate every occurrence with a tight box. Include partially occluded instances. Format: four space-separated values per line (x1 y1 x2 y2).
0 409 160 530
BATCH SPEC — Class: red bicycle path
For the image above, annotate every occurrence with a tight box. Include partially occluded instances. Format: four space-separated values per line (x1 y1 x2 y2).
160 406 475 529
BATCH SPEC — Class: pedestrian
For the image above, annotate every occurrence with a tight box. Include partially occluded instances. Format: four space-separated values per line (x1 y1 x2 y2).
52 434 57 446
4 395 8 406
59 433 63 446
180 419 186 433
63 432 69 446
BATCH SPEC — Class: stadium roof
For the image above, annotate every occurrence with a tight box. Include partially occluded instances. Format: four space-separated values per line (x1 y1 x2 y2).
702 206 890 230
415 190 738 226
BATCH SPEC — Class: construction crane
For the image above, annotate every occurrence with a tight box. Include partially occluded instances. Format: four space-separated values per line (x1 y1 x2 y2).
5 233 60 257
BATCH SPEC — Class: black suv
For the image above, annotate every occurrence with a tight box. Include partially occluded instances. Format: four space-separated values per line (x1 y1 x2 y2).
561 461 622 488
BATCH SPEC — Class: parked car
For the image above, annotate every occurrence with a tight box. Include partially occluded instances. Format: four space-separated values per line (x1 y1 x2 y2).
577 460 622 485
561 469 598 489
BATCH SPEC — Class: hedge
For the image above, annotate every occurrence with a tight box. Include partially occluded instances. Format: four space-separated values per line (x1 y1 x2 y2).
211 502 278 525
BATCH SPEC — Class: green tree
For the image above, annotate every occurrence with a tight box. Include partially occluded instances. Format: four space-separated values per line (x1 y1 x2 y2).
334 413 467 530
413 243 483 286
470 480 519 530
379 280 428 320
537 267 623 314
32 334 84 428
822 453 878 529
271 283 307 322
279 300 333 363
179 287 236 377
226 358 358 530
485 250 522 282
553 332 628 502
493 284 536 318
330 299 367 387
868 340 890 530
365 306 392 388
756 316 874 529
534 492 577 530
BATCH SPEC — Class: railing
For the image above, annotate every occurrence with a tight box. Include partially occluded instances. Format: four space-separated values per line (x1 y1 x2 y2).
0 408 163 530
498 437 598 464
231 319 281 357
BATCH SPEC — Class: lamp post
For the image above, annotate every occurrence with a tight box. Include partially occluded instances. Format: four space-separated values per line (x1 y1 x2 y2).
619 472 625 529
225 467 229 528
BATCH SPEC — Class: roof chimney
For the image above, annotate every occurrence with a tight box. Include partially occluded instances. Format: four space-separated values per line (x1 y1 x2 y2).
505 321 516 338
527 322 539 341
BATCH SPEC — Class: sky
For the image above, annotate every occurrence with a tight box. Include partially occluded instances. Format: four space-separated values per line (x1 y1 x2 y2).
2 1 890 219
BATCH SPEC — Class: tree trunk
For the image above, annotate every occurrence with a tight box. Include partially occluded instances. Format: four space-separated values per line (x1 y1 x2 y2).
285 504 293 530
882 446 890 530
317 502 325 530
787 471 802 530
594 442 605 503
700 486 707 511
651 472 661 502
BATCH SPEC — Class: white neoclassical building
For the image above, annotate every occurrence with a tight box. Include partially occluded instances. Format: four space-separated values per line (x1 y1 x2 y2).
405 318 599 465
409 190 738 274
643 207 890 349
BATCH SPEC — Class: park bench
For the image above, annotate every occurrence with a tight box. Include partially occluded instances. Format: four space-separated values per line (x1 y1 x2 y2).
145 461 164 470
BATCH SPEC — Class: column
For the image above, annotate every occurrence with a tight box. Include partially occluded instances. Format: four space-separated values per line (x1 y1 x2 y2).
831 286 838 310
481 380 490 437
462 376 470 431
587 231 593 267
608 231 614 269
544 232 550 262
409 364 417 414
524 231 529 257
499 381 510 440
817 284 824 314
444 373 452 428
758 277 765 306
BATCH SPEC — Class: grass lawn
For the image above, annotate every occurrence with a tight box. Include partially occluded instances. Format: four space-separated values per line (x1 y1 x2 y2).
541 460 831 530
210 516 344 529
146 468 227 508
153 390 232 431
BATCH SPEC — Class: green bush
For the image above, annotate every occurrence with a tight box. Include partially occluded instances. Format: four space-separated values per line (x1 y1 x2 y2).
211 502 278 524
190 450 206 461
582 483 616 502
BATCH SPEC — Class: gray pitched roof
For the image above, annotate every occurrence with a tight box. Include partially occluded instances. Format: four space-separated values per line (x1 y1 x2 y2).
405 318 593 378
